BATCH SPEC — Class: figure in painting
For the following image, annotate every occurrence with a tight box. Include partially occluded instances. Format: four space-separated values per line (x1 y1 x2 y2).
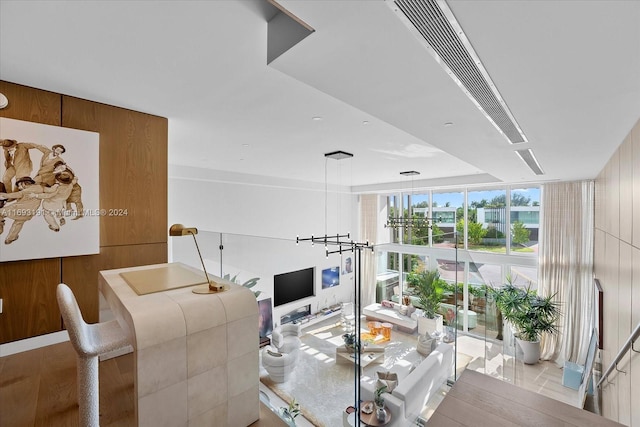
0 177 44 244
34 145 84 219
0 182 5 208
34 144 66 186
30 170 77 231
1 139 47 192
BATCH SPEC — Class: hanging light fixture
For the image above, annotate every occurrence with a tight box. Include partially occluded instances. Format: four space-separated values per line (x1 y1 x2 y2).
384 171 450 231
296 150 372 425
296 150 371 257
385 171 441 229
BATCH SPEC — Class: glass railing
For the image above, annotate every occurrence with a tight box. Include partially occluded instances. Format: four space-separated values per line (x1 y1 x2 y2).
171 230 522 426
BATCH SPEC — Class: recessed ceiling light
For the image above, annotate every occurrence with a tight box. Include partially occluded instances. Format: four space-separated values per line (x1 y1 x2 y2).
363 120 369 125
242 144 249 147
312 116 322 121
444 122 454 127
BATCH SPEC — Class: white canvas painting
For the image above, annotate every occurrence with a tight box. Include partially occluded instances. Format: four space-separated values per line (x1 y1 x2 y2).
0 117 99 262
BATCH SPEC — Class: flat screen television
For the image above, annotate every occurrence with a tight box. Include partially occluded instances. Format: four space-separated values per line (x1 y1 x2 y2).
274 267 315 307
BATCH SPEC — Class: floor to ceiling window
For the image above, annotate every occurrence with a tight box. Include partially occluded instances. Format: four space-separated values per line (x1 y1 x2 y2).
509 187 540 255
467 188 508 254
377 184 540 332
433 191 463 248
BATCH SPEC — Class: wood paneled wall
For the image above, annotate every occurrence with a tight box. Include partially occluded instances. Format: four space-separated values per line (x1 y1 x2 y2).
594 116 640 426
0 80 168 343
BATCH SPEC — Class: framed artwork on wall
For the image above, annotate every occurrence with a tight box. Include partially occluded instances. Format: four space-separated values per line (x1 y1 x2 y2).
341 255 353 276
322 266 340 289
258 298 273 338
0 117 99 262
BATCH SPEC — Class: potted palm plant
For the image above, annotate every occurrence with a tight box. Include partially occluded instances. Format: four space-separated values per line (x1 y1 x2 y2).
491 281 560 364
407 269 445 336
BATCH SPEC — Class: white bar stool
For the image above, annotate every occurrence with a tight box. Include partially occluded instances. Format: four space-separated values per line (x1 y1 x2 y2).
56 283 131 427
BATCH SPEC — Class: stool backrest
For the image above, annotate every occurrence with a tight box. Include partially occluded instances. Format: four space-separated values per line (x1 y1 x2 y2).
56 283 91 356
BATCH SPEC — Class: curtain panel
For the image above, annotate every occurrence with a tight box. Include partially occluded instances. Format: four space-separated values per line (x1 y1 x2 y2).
539 181 595 364
359 194 378 307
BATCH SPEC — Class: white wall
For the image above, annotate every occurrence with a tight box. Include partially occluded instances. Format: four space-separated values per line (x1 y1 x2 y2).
168 165 359 325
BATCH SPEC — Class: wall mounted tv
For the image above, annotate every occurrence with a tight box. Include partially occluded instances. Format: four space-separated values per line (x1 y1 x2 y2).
274 267 315 307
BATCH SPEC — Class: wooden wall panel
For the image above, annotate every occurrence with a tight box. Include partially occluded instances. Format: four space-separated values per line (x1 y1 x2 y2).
0 258 61 343
633 121 640 248
61 243 167 323
607 151 620 239
595 117 640 424
595 170 605 231
1 81 167 343
619 134 633 244
0 82 62 344
0 81 61 126
60 96 168 247
617 241 632 426
631 247 640 427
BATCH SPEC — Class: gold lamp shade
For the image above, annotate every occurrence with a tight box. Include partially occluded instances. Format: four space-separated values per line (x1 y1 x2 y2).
169 224 226 294
169 223 198 236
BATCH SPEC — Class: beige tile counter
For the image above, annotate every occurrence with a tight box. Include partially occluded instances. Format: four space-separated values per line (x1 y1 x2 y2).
99 263 259 427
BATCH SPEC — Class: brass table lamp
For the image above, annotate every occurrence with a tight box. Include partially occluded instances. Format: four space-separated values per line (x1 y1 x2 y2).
169 224 226 294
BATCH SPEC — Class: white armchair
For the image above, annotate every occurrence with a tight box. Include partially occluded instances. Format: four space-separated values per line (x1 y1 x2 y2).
262 323 302 382
271 323 302 352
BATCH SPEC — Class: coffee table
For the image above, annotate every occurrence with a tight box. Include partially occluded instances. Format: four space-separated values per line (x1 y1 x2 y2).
335 347 385 373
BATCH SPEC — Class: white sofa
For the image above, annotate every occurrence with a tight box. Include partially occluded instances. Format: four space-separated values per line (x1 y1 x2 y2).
390 296 478 329
360 343 453 426
362 302 417 333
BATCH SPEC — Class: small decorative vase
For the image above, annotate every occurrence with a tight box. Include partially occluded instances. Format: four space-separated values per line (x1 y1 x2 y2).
278 409 297 426
375 406 386 422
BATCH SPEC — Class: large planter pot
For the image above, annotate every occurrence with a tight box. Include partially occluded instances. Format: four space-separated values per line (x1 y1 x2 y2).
418 314 443 336
516 338 540 364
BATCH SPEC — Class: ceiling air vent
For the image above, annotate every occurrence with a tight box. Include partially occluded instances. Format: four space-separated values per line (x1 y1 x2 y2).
515 149 544 175
391 0 527 144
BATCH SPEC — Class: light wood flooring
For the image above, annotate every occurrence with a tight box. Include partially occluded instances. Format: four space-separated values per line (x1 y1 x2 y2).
1 332 582 427
0 341 287 427
455 333 580 407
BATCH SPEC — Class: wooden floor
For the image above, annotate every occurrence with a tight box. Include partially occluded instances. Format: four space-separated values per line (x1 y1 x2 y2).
0 341 287 427
428 369 622 427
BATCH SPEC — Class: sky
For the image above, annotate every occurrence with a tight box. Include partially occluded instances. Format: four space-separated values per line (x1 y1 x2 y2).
410 187 540 207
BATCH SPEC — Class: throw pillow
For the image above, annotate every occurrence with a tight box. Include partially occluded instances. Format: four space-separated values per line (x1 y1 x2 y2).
266 348 282 357
376 371 399 392
376 378 397 394
381 300 394 308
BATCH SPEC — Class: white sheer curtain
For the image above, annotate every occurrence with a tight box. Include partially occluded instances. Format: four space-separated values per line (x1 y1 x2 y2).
359 194 378 308
539 181 595 364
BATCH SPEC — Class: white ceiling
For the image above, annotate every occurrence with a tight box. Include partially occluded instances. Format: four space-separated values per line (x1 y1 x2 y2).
1 0 639 190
